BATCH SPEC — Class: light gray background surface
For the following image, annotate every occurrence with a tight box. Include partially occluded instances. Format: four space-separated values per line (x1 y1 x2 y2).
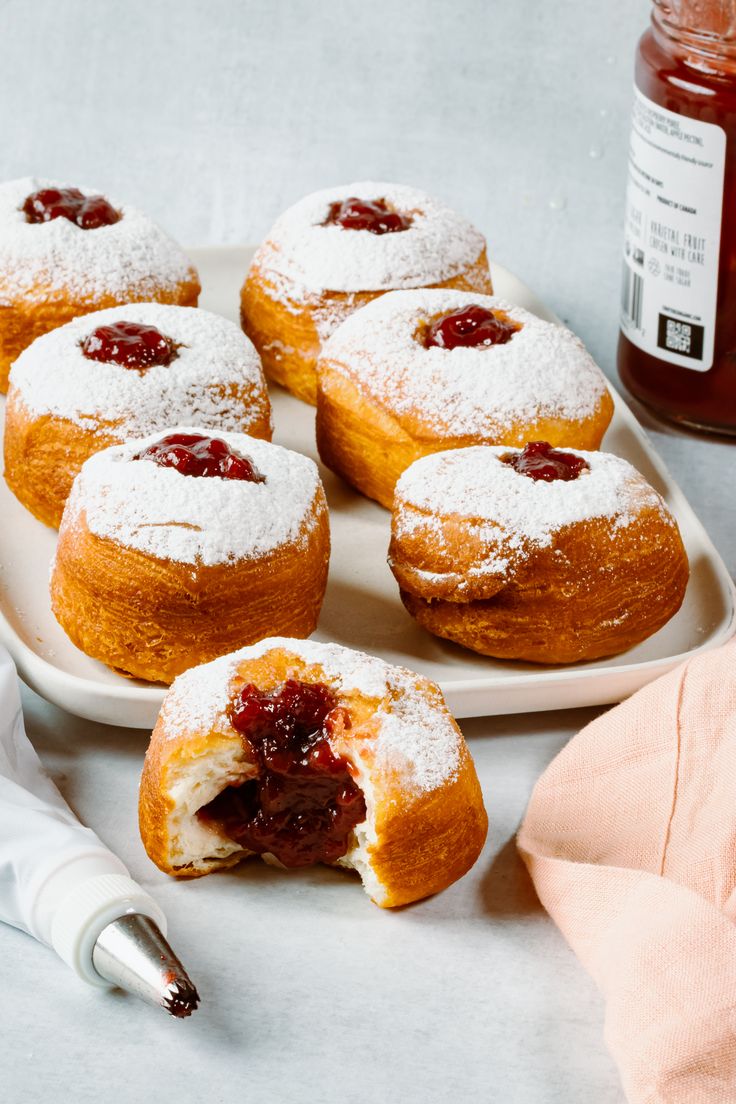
0 2 733 1102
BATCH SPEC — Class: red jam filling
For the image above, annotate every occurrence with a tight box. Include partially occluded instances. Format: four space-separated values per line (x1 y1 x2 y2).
425 304 517 349
81 321 175 370
199 680 366 868
325 196 411 234
133 432 265 482
503 441 588 482
22 187 120 229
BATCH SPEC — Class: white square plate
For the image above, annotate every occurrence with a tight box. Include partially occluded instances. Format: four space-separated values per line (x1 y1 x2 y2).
0 246 733 727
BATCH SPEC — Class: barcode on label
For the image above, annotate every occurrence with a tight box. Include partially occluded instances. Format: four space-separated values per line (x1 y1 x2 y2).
621 264 643 329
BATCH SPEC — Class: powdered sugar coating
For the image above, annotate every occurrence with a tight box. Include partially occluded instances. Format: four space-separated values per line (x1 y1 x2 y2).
0 177 197 300
321 289 611 434
252 181 486 295
63 428 323 566
161 637 462 795
395 445 674 566
9 303 271 436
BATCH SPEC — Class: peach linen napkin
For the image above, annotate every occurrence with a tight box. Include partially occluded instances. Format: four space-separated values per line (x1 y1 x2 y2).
517 640 736 1104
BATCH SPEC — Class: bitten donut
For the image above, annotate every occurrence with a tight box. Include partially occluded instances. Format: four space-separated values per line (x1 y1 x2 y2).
50 429 330 683
4 304 272 528
317 290 615 508
139 638 488 907
389 442 689 664
0 177 200 391
240 182 493 404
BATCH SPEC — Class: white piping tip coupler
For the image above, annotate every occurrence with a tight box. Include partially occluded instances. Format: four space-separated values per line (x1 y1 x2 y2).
0 648 199 1017
47 866 200 1017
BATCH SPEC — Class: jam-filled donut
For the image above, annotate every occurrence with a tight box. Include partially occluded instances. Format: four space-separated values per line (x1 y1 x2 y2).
50 429 330 683
0 177 200 392
4 304 272 528
240 182 493 404
317 289 615 508
389 443 689 664
138 637 488 907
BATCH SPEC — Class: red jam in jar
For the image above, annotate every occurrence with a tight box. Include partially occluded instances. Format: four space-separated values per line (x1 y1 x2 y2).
23 187 120 229
618 2 736 434
424 304 517 349
325 196 411 234
199 680 366 867
82 321 175 369
503 441 589 482
134 433 265 482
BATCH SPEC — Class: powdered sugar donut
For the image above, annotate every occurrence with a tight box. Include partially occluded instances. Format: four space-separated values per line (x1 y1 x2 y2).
138 637 488 907
0 177 200 392
316 288 615 508
4 303 272 528
51 428 330 683
389 442 688 663
240 182 493 404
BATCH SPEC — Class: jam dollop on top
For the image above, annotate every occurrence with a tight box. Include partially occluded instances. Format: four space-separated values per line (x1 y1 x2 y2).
199 679 366 868
23 187 120 229
82 321 175 370
325 196 411 234
424 304 518 350
503 441 589 482
134 433 266 483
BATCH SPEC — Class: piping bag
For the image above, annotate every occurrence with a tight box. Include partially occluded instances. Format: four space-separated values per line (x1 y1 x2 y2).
0 647 199 1017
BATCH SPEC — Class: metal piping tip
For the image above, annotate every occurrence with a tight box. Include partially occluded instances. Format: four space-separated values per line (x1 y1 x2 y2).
92 914 200 1018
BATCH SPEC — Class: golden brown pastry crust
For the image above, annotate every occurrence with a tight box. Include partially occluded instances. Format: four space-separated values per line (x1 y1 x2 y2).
389 493 690 665
50 496 330 684
0 277 199 394
4 385 273 530
314 290 615 510
240 247 493 405
316 366 614 509
139 644 488 907
367 738 486 907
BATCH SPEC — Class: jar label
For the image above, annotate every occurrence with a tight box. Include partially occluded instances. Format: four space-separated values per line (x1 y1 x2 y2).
620 86 726 372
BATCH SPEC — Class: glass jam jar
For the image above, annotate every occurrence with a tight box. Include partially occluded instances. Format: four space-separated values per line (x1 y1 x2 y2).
618 1 736 435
